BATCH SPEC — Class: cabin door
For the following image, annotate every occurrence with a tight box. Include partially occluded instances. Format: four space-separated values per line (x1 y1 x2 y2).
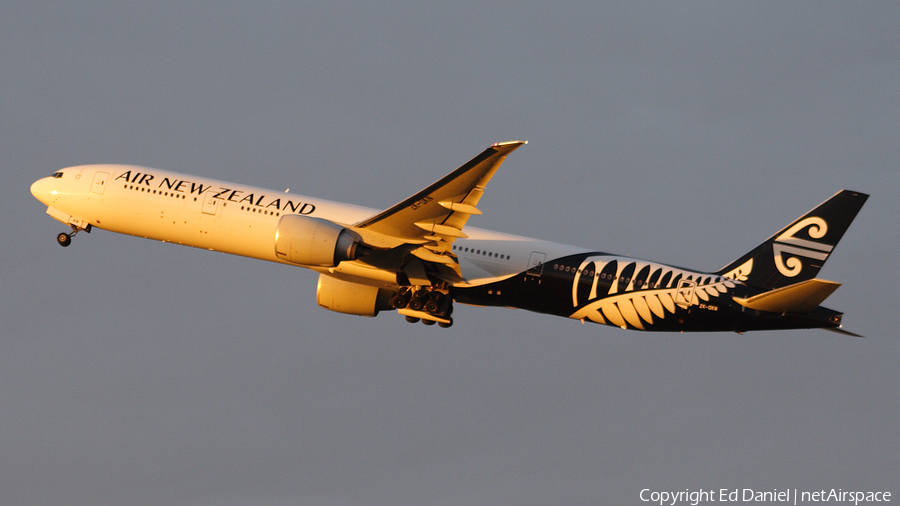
674 278 697 309
90 172 109 195
201 193 219 215
527 251 546 277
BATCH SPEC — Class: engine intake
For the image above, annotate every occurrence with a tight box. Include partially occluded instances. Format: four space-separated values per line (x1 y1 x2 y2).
274 215 361 267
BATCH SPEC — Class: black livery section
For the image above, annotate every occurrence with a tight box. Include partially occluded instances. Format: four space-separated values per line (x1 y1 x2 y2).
453 252 846 333
453 253 601 318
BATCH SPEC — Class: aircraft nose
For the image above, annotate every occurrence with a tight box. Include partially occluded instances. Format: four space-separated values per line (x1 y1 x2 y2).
30 177 57 205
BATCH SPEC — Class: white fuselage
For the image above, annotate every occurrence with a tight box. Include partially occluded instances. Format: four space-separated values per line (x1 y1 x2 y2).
30 164 586 288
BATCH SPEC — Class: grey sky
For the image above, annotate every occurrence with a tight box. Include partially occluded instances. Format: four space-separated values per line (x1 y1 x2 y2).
3 2 898 505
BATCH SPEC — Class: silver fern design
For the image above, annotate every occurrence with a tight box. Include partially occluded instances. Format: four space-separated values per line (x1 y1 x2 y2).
568 256 737 330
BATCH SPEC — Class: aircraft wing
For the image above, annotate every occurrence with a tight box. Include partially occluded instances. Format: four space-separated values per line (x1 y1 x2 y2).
351 141 526 267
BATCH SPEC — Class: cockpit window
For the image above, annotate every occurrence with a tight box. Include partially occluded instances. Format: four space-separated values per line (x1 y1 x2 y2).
52 172 63 178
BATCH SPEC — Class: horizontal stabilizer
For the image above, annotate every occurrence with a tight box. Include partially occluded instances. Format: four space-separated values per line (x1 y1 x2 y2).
733 278 840 313
823 327 864 338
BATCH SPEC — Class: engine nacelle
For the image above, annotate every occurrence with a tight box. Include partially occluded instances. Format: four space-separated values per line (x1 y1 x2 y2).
274 215 361 267
316 274 393 317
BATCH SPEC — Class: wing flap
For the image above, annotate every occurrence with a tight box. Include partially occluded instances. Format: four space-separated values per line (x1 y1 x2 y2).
410 246 458 265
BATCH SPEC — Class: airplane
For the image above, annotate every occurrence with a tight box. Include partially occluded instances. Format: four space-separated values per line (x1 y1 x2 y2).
30 141 868 334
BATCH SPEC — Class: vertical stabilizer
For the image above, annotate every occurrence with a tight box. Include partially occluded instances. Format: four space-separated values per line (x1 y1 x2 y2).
716 190 868 290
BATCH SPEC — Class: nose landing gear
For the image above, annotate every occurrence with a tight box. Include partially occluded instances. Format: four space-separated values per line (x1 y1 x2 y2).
55 224 91 247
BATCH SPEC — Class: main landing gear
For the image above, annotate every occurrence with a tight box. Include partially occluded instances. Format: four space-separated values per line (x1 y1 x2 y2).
391 286 454 328
56 224 91 247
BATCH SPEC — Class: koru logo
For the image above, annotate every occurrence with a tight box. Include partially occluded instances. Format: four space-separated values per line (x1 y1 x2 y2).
772 217 832 277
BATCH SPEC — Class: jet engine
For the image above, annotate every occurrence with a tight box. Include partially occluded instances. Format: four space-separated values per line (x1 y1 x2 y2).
316 274 394 316
274 215 362 267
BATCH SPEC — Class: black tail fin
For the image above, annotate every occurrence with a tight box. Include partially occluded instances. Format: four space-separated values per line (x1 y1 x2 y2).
716 190 868 290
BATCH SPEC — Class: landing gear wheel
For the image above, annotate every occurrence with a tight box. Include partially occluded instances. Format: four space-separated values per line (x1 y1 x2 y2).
408 297 425 311
57 232 72 247
390 294 410 309
422 319 436 326
438 318 453 328
405 316 421 324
